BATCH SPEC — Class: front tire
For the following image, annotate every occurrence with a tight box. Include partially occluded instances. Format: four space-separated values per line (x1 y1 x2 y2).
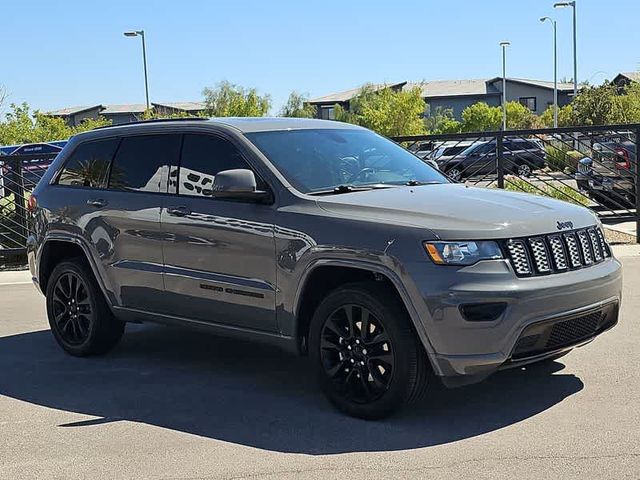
309 282 429 419
46 259 124 357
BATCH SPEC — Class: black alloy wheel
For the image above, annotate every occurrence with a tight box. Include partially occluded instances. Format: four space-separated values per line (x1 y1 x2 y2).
309 282 430 419
319 304 394 404
46 259 125 356
51 271 93 346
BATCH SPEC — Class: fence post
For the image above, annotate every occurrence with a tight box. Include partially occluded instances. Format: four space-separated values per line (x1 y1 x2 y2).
636 127 640 244
497 133 505 189
13 158 28 245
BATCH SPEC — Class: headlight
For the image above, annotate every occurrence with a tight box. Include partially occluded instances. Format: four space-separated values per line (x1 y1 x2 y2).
424 241 503 266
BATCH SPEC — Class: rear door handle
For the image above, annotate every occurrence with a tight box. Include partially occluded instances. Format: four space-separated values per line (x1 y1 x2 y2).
166 206 191 217
87 199 107 208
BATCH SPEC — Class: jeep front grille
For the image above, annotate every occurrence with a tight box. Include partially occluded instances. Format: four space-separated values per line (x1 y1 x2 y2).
504 226 610 277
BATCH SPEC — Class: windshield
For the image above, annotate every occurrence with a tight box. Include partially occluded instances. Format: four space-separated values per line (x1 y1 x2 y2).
245 128 448 194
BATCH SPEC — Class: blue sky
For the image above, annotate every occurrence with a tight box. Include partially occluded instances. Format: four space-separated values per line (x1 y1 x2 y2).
1 0 638 114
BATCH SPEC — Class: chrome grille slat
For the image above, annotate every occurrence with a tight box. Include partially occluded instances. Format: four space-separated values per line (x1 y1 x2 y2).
563 232 582 268
588 228 603 262
577 229 593 265
506 240 532 276
506 226 610 277
528 237 551 273
548 235 568 270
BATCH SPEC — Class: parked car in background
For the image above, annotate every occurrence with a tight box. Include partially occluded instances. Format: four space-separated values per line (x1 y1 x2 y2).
408 141 435 159
426 140 478 161
576 140 636 209
438 138 547 181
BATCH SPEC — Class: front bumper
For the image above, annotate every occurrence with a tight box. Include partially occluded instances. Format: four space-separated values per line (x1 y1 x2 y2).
402 256 622 385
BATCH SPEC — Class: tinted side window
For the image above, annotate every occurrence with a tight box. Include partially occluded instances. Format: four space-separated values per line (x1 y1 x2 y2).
109 134 181 193
57 138 119 188
178 134 255 197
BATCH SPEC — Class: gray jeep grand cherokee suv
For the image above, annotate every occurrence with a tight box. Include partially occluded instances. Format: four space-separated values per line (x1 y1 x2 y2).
27 118 622 419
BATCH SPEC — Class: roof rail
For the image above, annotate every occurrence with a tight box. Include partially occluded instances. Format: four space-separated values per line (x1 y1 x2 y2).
94 117 209 130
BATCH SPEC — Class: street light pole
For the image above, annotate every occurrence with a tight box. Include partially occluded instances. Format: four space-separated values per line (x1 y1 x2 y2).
554 1 577 97
500 41 510 131
541 17 558 128
124 30 150 110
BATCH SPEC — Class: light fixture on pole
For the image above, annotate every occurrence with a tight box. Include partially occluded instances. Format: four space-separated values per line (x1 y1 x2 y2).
554 1 577 97
540 16 558 128
124 30 150 110
499 41 510 131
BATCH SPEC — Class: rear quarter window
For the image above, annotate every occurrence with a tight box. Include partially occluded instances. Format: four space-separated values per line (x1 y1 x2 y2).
57 138 119 188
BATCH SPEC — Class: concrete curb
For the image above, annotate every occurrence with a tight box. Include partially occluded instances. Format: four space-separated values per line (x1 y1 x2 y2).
612 244 640 258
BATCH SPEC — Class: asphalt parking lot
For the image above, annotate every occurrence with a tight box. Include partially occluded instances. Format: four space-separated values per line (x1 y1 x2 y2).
1 253 639 480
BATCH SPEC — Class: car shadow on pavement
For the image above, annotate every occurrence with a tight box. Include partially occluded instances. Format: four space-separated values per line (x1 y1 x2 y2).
0 323 584 455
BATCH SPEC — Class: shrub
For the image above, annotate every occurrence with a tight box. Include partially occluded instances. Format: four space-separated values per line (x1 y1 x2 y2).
545 145 583 172
503 176 590 206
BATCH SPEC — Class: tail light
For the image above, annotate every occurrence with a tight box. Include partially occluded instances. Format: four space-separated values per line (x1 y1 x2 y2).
614 148 631 170
27 194 37 214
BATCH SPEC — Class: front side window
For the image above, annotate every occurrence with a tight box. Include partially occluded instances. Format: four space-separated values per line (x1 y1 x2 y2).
246 128 447 194
57 138 119 188
109 134 181 193
178 134 256 197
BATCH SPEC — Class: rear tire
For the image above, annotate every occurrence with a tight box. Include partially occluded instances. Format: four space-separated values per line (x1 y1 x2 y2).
46 259 124 357
309 282 430 419
446 167 463 182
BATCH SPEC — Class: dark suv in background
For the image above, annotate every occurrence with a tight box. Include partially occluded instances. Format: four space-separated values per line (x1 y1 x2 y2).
577 140 637 208
27 118 621 419
439 138 547 181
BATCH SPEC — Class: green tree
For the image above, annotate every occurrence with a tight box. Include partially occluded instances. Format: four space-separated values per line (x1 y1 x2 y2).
540 104 574 127
504 101 542 129
279 91 316 118
202 80 271 117
334 84 426 137
460 102 502 132
424 105 462 134
0 103 111 145
569 81 626 125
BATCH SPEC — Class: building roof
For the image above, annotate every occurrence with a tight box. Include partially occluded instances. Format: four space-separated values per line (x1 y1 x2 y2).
47 101 206 117
490 77 575 91
153 101 207 111
406 79 499 98
309 77 575 105
308 82 406 104
101 103 147 114
614 72 640 83
47 105 102 116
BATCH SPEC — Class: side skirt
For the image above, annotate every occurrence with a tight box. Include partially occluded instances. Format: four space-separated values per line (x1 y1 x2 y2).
112 306 300 355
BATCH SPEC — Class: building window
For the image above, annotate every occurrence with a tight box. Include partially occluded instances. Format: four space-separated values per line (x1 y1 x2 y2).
519 97 537 111
320 107 335 120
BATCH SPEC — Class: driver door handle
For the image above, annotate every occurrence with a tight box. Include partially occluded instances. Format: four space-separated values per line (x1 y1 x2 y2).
166 206 191 217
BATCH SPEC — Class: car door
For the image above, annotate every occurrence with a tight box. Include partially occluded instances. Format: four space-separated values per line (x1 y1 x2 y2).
98 133 181 312
464 142 495 176
160 133 277 332
56 134 180 312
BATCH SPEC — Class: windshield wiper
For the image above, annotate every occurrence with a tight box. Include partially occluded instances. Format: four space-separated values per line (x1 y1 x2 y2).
307 184 394 196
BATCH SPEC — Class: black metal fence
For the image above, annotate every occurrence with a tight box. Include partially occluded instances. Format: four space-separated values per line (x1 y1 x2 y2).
0 144 62 263
394 124 640 243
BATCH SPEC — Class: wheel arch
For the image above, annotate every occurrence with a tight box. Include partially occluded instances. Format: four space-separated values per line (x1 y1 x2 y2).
38 234 114 308
292 259 438 367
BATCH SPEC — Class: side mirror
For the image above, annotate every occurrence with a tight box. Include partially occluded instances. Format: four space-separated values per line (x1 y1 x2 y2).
212 169 271 202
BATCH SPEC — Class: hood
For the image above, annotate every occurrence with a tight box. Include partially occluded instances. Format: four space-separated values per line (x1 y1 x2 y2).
316 184 598 239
